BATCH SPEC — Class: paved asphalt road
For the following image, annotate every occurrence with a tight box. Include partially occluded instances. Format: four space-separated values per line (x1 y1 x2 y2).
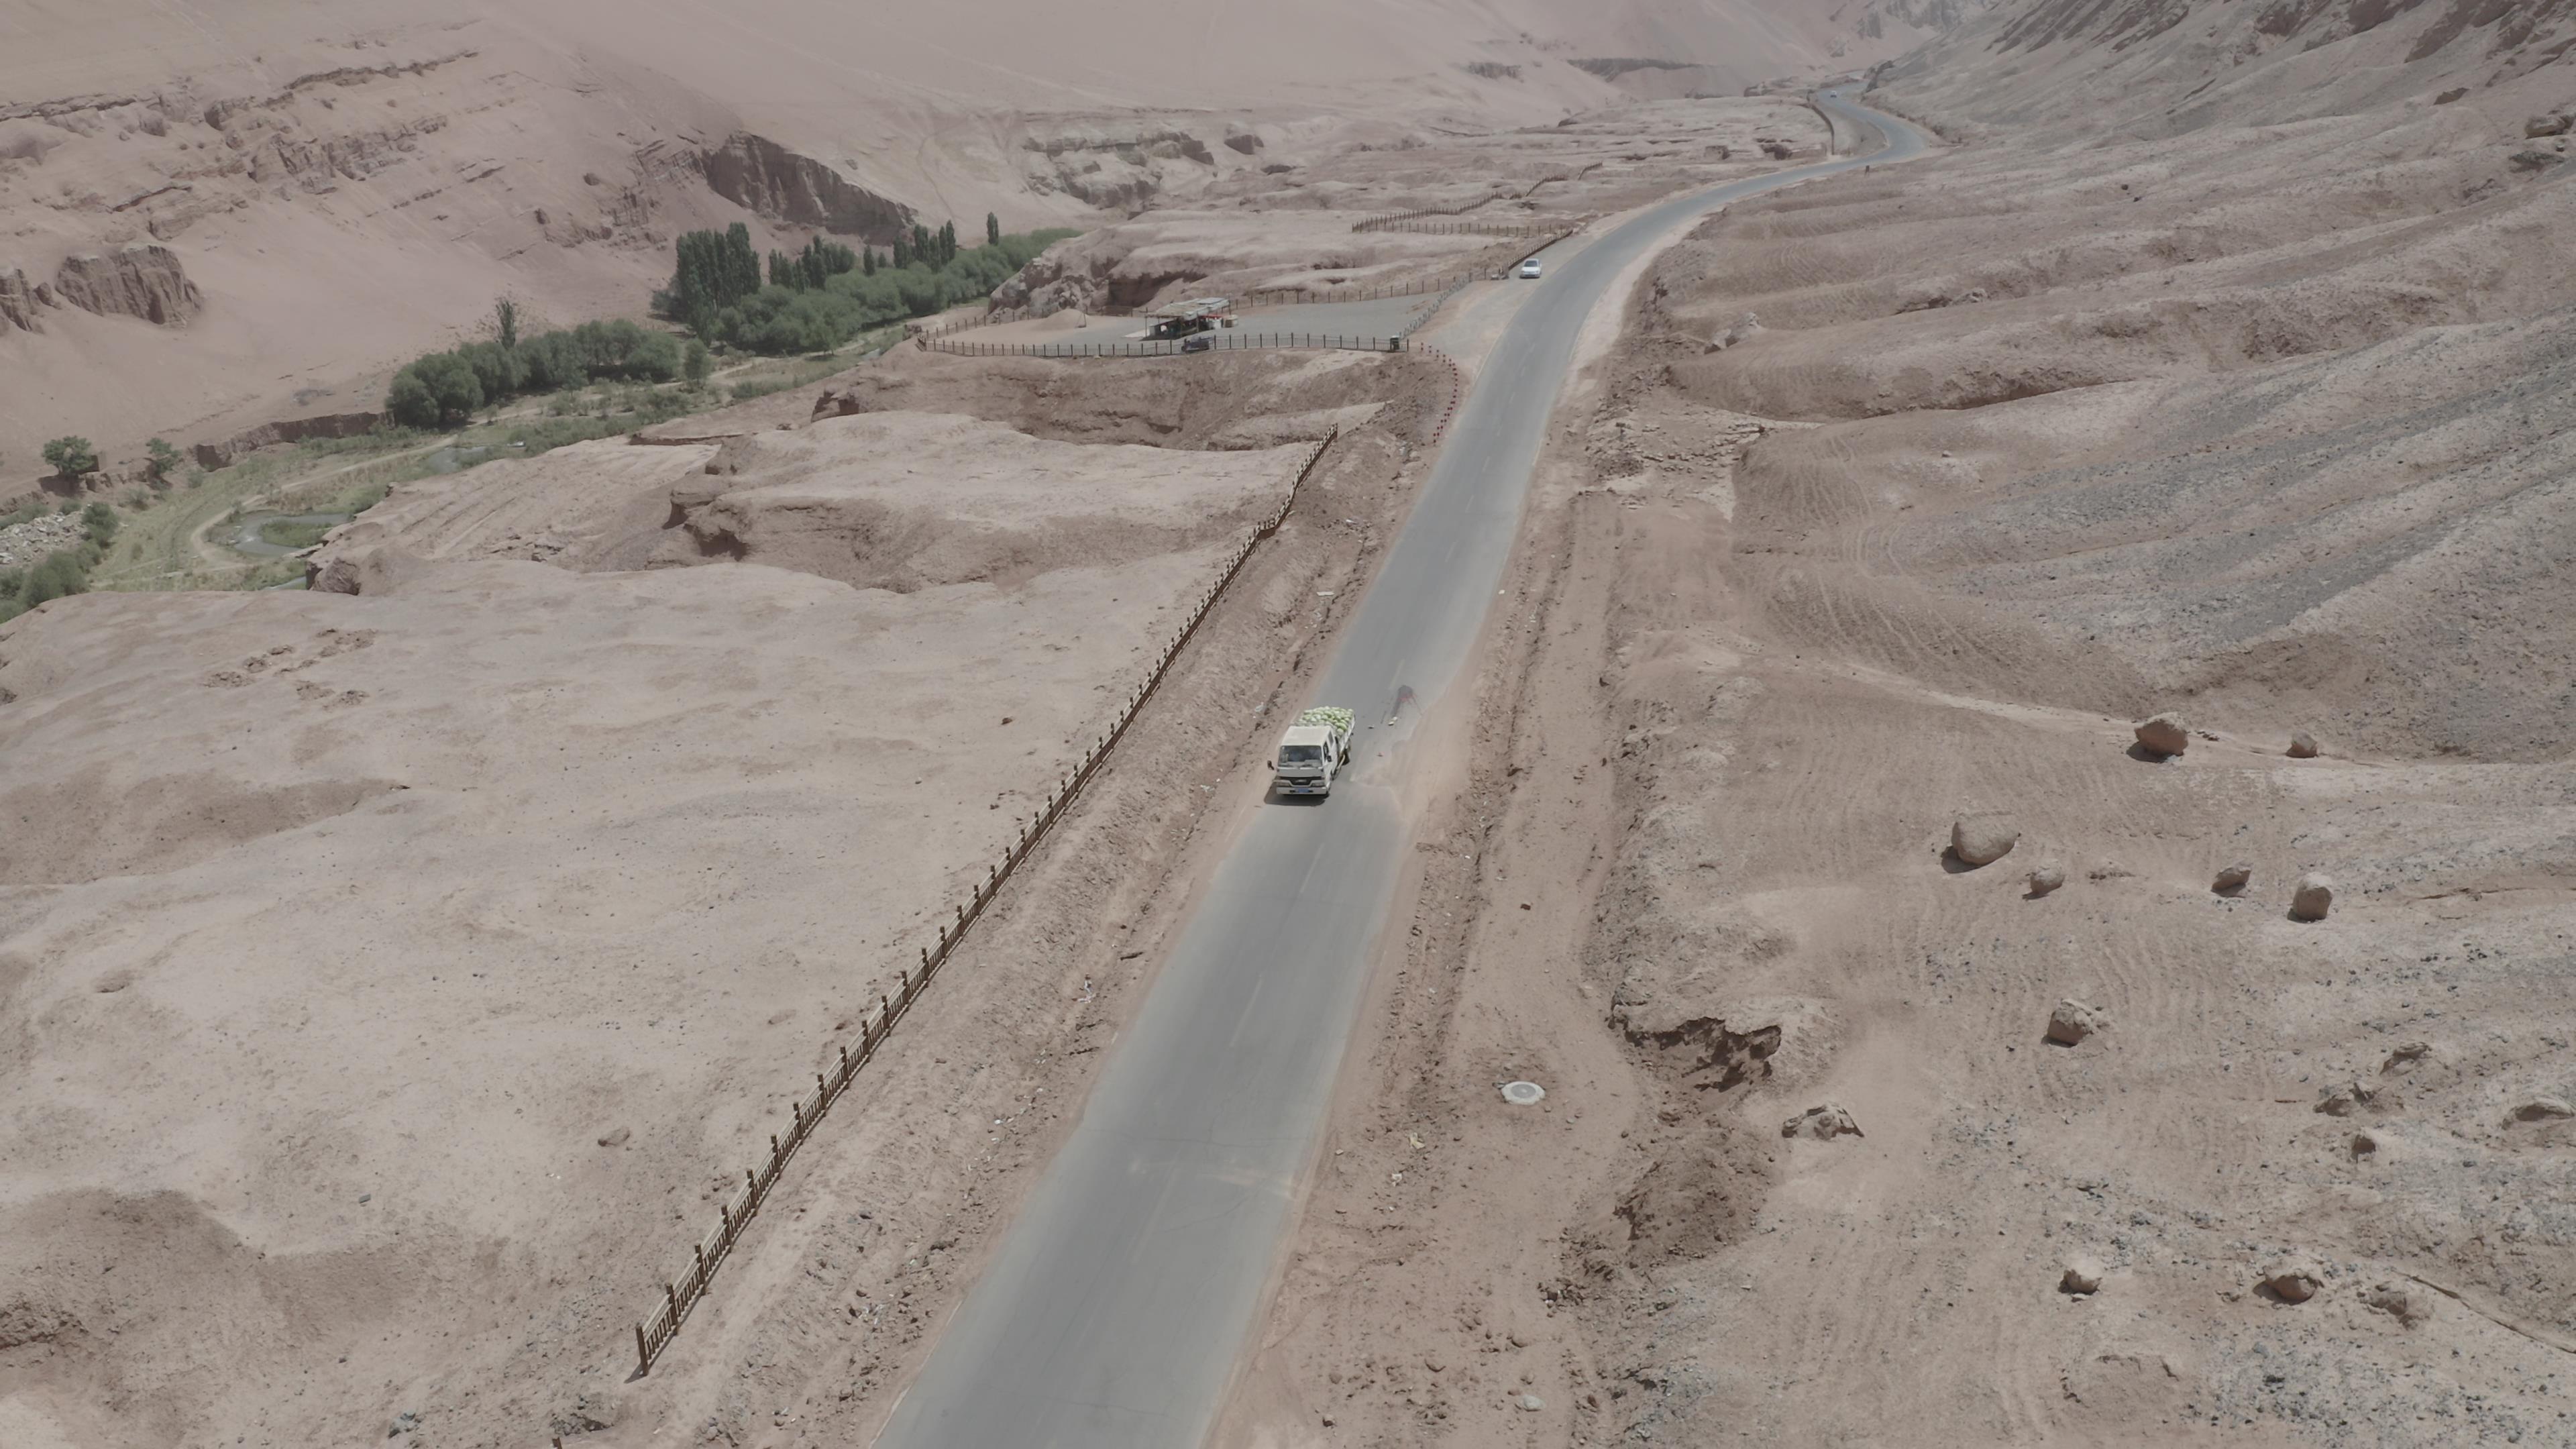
873 95 1929 1449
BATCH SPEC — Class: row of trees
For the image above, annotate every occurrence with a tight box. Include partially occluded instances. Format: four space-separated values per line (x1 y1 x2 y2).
30 435 182 483
667 220 1075 356
769 237 859 291
377 213 1073 425
385 313 712 429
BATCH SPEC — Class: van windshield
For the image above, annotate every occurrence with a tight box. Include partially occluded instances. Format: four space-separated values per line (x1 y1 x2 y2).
1279 745 1325 766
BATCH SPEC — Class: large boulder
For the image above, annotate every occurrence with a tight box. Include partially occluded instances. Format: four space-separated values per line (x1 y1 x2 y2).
2263 1261 2323 1303
2133 713 2189 757
306 555 364 595
2506 1097 2575 1124
2527 113 2573 138
2289 873 2336 922
1950 813 2019 867
2286 730 2320 758
2059 1257 2106 1295
1780 1102 1864 1140
2364 1281 2427 1326
2046 998 2107 1046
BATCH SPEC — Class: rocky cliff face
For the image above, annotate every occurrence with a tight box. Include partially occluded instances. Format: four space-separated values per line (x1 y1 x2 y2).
1018 125 1224 212
0 268 50 332
699 133 912 241
50 246 201 325
190 411 383 471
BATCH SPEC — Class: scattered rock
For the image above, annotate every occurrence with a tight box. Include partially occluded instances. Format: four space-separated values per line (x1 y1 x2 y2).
1518 1394 1545 1411
1949 813 2019 867
2505 1096 2574 1124
2133 713 2189 757
2045 999 2106 1046
2363 1281 2427 1326
597 1126 631 1148
2286 730 2319 758
2060 1257 2106 1295
2350 1132 2377 1157
2025 863 2066 896
2263 1262 2322 1303
2508 148 2564 172
388 1410 422 1437
2434 87 2468 105
2526 113 2573 138
2379 1041 2432 1075
2288 873 2335 921
811 388 865 422
1781 1102 1863 1140
1708 311 1764 351
2313 1080 2393 1116
2212 862 2253 895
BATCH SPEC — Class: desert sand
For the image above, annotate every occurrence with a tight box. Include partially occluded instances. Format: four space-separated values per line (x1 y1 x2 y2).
7 0 2571 1445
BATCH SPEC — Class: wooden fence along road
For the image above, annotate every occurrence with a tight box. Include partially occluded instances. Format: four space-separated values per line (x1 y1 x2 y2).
631 203 1582 1387
928 333 1399 360
629 428 1342 1380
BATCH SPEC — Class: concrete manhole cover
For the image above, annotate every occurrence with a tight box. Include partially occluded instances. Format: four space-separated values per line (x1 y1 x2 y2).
1499 1081 1546 1106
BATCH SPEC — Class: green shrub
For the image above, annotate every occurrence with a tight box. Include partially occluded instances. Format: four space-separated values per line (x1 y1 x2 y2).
258 519 333 551
82 502 117 545
41 436 98 478
144 437 182 482
20 550 89 607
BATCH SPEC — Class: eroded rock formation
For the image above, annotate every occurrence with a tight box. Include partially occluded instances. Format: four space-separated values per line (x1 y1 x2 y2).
700 133 911 241
50 246 201 325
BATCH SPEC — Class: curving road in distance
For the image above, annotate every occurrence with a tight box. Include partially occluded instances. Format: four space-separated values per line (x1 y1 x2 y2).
873 93 1931 1449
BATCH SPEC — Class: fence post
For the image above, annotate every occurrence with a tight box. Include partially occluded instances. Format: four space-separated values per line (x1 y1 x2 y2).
637 1322 650 1375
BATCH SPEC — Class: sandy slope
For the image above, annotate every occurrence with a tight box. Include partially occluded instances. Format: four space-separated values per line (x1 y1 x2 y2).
1221 3 2576 1446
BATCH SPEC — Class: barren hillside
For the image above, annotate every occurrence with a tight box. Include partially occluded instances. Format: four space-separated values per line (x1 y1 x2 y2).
1222 2 2576 1446
0 0 1967 494
0 341 1462 1449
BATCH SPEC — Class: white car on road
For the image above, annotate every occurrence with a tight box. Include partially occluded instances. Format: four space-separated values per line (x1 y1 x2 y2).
1517 259 1544 279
